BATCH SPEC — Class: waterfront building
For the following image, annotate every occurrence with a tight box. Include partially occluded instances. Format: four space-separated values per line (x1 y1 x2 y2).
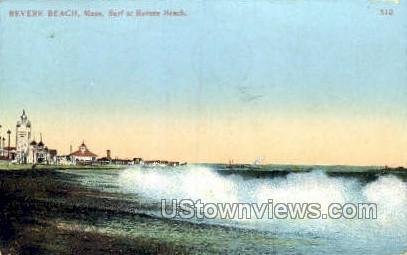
1 110 59 164
70 142 97 164
97 150 141 165
1 146 16 160
56 155 72 165
27 136 58 164
111 158 134 165
97 150 112 165
15 110 31 163
133 158 143 164
141 160 181 167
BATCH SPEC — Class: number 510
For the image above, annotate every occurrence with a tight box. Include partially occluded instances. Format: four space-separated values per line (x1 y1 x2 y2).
380 9 394 15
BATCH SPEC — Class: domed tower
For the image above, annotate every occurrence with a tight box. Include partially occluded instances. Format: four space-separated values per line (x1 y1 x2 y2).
15 110 32 163
79 141 87 153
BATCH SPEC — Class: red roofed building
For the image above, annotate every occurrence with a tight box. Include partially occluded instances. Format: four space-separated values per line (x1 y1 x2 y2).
70 142 97 164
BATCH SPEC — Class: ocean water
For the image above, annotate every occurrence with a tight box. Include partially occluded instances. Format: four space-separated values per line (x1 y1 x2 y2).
63 165 407 254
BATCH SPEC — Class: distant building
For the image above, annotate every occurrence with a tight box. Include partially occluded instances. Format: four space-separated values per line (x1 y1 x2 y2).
133 158 143 164
4 110 58 165
27 136 58 164
97 150 137 165
0 146 16 161
70 142 97 165
56 155 72 165
97 150 112 165
141 160 180 167
15 110 31 164
111 158 134 165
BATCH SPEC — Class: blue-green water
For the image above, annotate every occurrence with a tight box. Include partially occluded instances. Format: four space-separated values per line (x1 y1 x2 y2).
61 165 407 254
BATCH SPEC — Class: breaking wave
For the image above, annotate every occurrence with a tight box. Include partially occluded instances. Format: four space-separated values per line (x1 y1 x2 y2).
118 165 407 241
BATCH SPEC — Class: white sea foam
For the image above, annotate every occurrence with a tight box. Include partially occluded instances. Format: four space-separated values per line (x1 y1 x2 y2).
118 165 407 237
118 165 239 203
362 175 407 227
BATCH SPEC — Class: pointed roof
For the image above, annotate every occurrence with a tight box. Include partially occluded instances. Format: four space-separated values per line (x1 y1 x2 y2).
21 109 27 120
70 142 97 157
70 149 97 157
17 109 31 127
37 133 44 147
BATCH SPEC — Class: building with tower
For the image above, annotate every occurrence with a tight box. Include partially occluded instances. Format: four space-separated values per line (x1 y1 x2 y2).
69 142 97 165
27 135 58 164
8 110 58 164
15 110 31 164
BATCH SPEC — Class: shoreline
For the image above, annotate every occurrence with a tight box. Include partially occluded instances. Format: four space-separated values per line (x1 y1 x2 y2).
0 169 285 254
0 169 196 254
0 162 128 171
1 162 406 172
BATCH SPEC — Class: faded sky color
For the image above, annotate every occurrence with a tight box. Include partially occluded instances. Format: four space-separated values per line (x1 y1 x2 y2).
0 0 406 165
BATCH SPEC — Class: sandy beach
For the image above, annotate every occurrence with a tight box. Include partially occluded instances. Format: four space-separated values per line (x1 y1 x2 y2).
0 169 194 254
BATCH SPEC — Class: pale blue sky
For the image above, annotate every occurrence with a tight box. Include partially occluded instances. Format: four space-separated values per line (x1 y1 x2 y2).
0 0 406 128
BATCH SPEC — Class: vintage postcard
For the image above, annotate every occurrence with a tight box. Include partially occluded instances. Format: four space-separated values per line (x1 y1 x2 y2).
0 0 406 254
